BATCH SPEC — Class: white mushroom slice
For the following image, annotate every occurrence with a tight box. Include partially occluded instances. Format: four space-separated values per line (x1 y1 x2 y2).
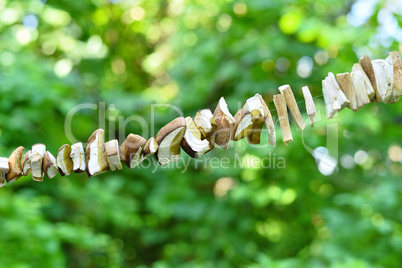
193 109 217 141
302 86 316 127
322 79 341 119
71 142 86 173
371 59 393 103
105 139 123 171
43 151 59 179
328 72 350 109
386 51 402 102
181 116 211 158
31 143 46 182
351 70 370 109
352 63 376 100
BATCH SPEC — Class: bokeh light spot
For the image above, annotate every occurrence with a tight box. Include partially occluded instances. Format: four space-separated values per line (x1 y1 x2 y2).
130 6 145 21
23 14 38 29
340 154 355 169
297 56 313 78
54 58 73 77
388 145 401 162
214 177 236 199
233 2 247 17
275 57 290 72
279 11 303 34
354 150 368 165
314 50 329 65
217 14 232 32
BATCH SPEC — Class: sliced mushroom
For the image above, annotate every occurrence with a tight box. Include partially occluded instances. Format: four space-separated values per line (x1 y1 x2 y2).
352 63 375 100
71 142 86 173
327 72 350 109
351 70 370 109
278 85 306 130
30 143 46 182
246 110 264 144
86 129 110 177
337 72 358 111
155 117 186 166
359 55 379 102
142 137 159 158
56 144 73 176
193 109 217 153
371 59 393 103
386 51 402 102
213 97 236 150
322 78 341 119
193 109 217 142
301 86 316 127
232 108 253 141
181 116 212 158
43 151 59 179
120 133 147 168
0 157 9 188
6 146 24 183
273 94 293 145
242 94 276 145
104 139 123 171
21 150 32 176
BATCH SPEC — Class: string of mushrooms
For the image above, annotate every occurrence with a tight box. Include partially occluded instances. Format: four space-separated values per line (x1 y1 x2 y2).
0 52 401 187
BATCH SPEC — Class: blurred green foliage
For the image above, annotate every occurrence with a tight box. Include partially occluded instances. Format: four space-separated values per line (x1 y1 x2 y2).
0 0 402 267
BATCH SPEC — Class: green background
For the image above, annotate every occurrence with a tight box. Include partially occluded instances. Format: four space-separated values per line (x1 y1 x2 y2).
0 0 401 267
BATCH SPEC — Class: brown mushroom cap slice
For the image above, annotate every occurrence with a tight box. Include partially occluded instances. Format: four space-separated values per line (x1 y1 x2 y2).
105 139 123 171
119 133 147 169
359 55 379 101
43 151 59 179
6 146 24 183
155 117 186 166
142 137 159 158
213 97 236 150
86 129 110 177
